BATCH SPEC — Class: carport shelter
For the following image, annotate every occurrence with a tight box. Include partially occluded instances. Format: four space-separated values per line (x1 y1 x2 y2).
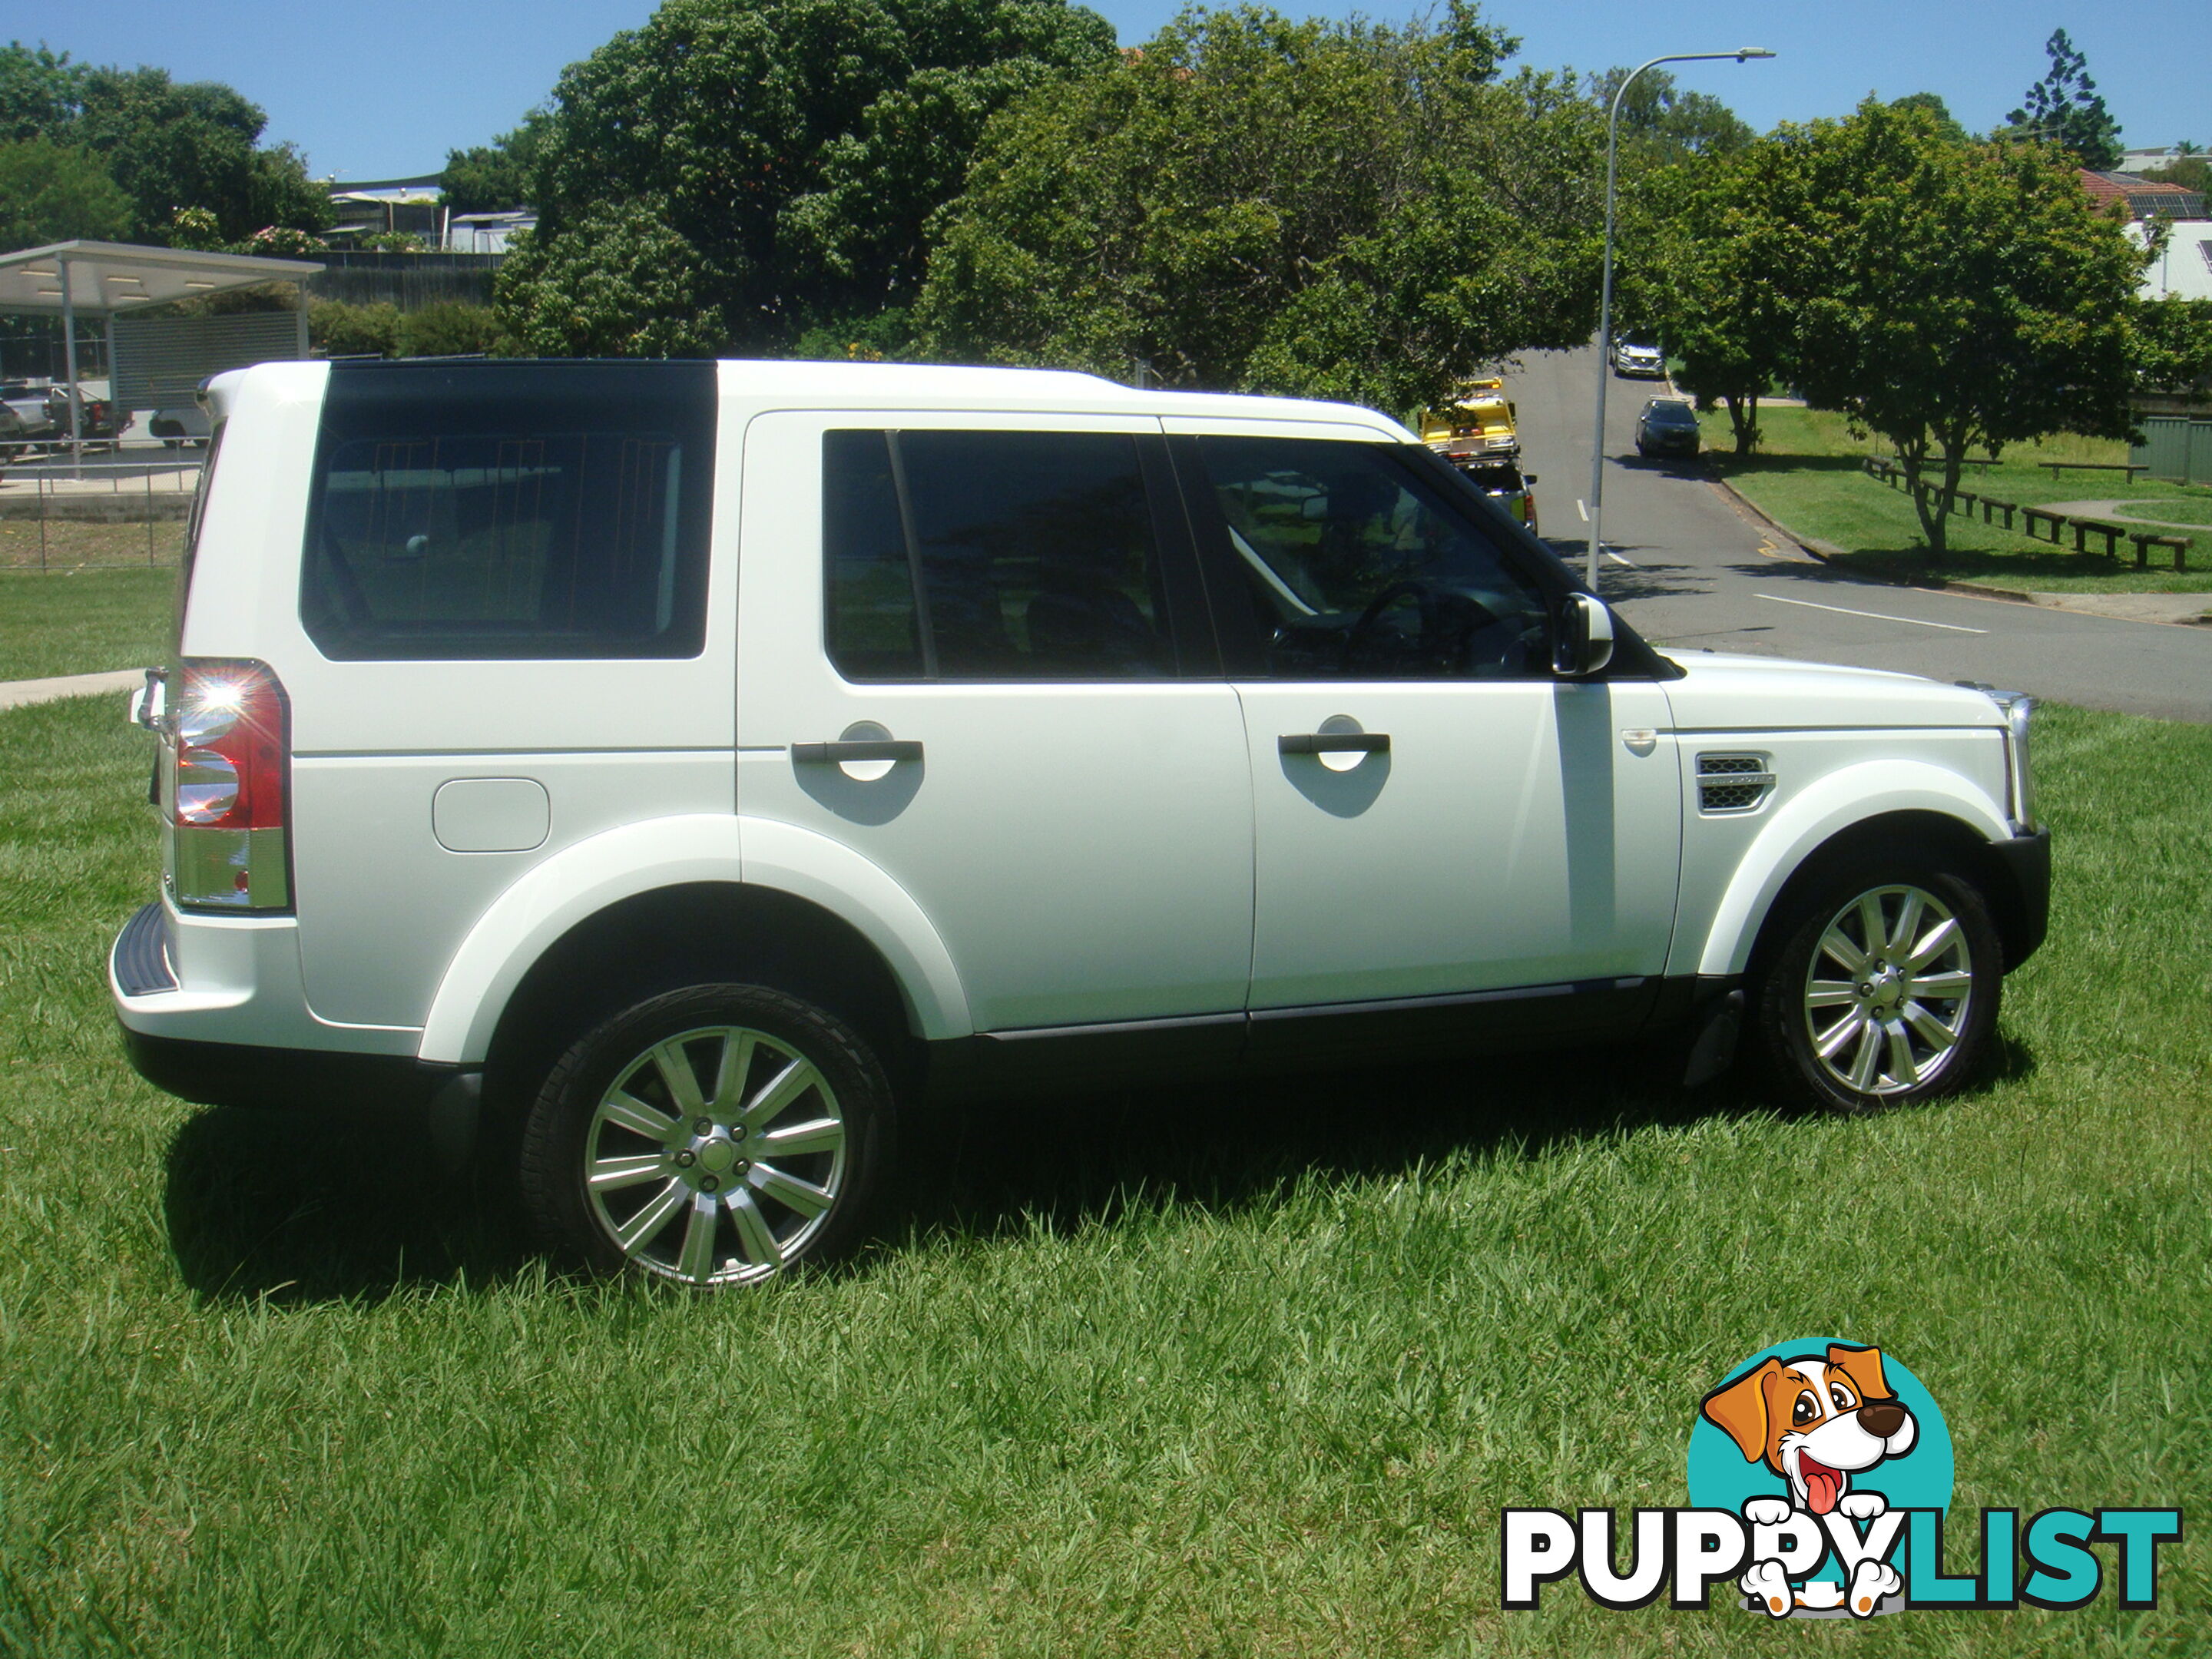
0 240 323 458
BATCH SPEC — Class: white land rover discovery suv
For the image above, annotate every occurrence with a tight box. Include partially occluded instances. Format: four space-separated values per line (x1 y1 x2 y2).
112 359 2049 1286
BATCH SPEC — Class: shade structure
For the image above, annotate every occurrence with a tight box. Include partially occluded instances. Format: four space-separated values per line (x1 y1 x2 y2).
0 240 323 471
0 240 323 316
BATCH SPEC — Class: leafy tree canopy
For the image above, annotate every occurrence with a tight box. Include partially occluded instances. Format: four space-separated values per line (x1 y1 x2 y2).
0 136 132 246
915 2 1601 412
0 41 328 244
1790 99 2146 554
496 0 1118 355
441 109 551 215
1887 91 1969 144
1589 66 1753 161
2002 28 2121 169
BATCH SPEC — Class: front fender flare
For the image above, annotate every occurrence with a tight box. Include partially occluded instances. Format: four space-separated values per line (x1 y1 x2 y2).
416 814 970 1065
1690 760 2011 979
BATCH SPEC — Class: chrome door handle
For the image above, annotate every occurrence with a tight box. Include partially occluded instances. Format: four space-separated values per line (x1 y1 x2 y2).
792 739 923 764
1278 732 1389 756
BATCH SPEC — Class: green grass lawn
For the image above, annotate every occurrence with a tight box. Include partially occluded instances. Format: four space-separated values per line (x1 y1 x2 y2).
0 568 174 683
2 690 2206 1654
0 517 186 574
1700 407 2212 598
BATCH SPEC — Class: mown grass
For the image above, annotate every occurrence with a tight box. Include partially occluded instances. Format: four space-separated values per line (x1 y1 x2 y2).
2 690 2207 1654
0 518 186 574
0 568 174 683
1700 407 2212 598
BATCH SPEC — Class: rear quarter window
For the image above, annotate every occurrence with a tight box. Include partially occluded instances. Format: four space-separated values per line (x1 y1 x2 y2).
300 361 715 661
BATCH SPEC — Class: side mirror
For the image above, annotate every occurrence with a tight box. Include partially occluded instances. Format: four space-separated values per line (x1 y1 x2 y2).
1553 593 1615 677
1522 472 1540 484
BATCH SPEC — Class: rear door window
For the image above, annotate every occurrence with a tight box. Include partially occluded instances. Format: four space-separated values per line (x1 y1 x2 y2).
300 361 714 661
823 429 1181 680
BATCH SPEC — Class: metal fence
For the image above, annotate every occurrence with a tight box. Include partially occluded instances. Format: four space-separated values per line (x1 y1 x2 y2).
2132 416 2212 485
0 446 200 571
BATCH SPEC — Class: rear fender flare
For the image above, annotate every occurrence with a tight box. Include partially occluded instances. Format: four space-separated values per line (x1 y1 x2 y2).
417 814 969 1065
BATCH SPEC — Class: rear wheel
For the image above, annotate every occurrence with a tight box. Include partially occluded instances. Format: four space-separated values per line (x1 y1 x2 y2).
519 983 893 1285
1755 857 2003 1112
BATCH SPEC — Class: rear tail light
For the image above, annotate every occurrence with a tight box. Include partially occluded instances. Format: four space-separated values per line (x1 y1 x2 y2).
165 659 291 911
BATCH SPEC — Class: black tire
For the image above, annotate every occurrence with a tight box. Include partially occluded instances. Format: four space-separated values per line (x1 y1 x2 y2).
518 982 894 1286
1753 855 2004 1113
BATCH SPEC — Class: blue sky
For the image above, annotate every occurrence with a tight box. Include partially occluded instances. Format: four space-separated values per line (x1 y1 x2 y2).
12 1 2207 181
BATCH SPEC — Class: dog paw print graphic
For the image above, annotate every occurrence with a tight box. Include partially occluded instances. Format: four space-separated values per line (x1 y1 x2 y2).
1687 1339 1954 1619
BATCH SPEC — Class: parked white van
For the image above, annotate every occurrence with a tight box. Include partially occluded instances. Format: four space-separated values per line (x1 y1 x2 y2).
112 359 2049 1286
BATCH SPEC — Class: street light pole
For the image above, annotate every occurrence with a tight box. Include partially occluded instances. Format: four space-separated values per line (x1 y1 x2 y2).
1585 48 1775 591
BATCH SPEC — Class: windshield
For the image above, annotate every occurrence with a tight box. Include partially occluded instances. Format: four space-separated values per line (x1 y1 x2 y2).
1645 404 1698 427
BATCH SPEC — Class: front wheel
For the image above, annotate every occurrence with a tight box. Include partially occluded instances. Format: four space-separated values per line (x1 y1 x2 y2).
518 983 894 1285
1755 859 2003 1112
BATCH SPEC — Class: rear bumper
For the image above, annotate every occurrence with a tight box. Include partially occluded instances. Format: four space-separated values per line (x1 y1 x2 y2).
121 1025 469 1112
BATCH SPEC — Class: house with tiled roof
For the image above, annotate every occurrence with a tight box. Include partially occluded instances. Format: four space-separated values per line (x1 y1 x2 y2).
2079 169 2207 221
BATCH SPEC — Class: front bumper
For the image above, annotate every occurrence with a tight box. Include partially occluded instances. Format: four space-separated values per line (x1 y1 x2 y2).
1990 827 2051 969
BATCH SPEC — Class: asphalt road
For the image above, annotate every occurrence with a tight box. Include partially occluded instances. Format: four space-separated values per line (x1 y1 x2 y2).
1504 345 2212 724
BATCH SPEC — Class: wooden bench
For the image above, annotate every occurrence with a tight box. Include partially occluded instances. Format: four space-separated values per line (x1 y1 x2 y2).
1978 496 2018 529
2071 519 2126 558
2042 461 2150 480
2022 506 2067 544
2131 531 2190 571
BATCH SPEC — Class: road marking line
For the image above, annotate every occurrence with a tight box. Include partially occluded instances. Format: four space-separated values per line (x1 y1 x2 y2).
1753 593 1986 634
1576 499 1589 522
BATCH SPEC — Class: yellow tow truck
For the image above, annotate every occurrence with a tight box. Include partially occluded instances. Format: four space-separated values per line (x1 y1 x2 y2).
1417 376 1520 465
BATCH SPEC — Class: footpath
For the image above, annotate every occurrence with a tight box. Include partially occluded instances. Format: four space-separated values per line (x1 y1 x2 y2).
0 668 144 711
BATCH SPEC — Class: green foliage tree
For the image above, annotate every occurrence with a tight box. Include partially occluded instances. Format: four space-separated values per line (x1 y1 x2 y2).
2137 155 2209 197
915 2 1601 411
1590 66 1753 161
0 45 329 244
440 110 550 214
0 41 81 141
495 204 730 357
1632 141 1813 455
498 0 1116 355
2003 28 2121 169
1887 91 1968 144
0 136 132 245
1792 101 2146 557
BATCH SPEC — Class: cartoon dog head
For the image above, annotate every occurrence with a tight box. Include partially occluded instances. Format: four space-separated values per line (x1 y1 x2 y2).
1700 1344 1917 1515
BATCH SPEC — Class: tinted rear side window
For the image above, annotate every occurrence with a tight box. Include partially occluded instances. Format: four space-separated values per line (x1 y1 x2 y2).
823 429 1174 681
301 362 714 660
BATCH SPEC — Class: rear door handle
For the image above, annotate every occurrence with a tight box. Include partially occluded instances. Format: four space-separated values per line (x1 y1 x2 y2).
792 739 924 764
1278 732 1389 756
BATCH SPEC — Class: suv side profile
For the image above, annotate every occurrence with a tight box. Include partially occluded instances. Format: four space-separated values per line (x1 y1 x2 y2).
113 359 2049 1287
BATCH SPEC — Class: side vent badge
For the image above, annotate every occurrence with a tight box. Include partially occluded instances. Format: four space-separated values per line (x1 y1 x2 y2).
1696 752 1776 814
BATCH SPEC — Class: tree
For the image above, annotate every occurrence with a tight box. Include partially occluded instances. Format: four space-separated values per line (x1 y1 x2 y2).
498 0 1117 355
2003 28 2121 169
0 41 82 141
1793 101 2145 558
1888 92 1968 144
440 109 550 214
1589 66 1753 161
0 137 132 245
0 46 329 244
1634 141 1813 455
915 2 1602 412
495 203 730 357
